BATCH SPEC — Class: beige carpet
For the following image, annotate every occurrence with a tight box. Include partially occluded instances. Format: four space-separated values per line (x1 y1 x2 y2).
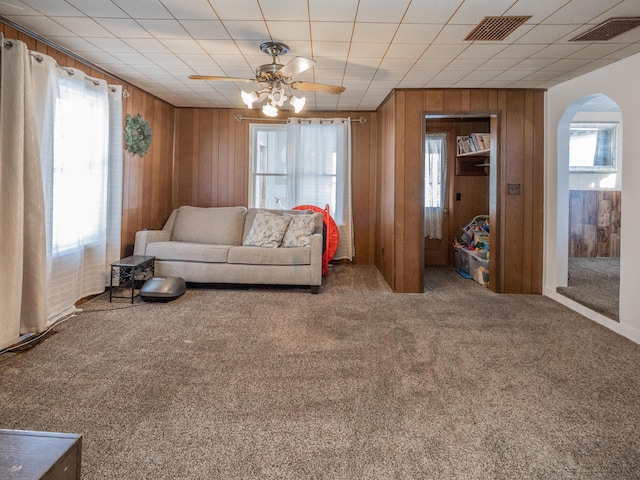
557 257 620 320
1 265 639 479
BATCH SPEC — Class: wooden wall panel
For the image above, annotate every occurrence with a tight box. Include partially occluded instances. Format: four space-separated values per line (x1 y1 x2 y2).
173 109 377 265
1 22 176 258
384 88 544 294
569 190 621 258
375 97 396 287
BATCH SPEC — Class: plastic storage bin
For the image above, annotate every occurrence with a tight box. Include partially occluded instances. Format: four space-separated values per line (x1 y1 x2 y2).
469 250 489 286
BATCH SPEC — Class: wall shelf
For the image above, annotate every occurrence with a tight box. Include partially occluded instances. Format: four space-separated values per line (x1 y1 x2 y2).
455 154 490 176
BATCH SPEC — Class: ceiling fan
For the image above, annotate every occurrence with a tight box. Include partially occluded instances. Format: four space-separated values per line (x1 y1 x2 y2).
189 41 345 116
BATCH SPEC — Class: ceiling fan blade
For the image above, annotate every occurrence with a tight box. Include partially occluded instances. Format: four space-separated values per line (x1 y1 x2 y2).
276 56 316 77
189 75 256 83
290 81 346 95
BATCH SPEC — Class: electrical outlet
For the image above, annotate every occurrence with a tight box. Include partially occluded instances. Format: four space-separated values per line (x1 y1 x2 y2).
507 183 521 195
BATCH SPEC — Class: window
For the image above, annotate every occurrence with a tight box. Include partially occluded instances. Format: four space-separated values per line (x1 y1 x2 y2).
52 77 108 251
424 133 447 240
249 124 288 210
249 119 353 260
569 122 618 172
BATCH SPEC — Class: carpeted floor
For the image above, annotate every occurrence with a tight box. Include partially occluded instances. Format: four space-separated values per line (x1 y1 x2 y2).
556 257 620 320
1 265 639 479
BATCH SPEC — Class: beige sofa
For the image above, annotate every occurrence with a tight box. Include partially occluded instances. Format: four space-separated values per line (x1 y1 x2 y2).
133 206 323 293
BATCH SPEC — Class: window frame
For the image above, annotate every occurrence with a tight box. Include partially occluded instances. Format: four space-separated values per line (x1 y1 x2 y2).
569 121 619 173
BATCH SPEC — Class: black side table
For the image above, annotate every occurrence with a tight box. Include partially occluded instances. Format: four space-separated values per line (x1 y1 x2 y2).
109 255 155 303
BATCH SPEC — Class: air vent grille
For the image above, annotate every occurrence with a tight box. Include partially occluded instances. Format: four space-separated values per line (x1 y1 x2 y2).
464 16 531 41
570 17 640 41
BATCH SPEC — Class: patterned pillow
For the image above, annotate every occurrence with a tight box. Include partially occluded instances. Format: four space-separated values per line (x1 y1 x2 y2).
282 214 316 247
243 210 291 248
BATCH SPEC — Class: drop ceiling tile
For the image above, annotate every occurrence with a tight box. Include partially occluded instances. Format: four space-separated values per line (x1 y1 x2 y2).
503 0 567 24
477 57 522 71
492 43 544 58
355 0 410 23
9 15 73 36
308 0 358 22
348 42 389 58
259 0 309 21
605 43 640 58
64 0 127 17
420 44 467 59
461 69 499 81
114 52 157 64
455 79 488 88
572 58 618 72
111 0 172 19
426 70 467 85
161 0 218 20
198 40 241 58
145 53 189 66
449 0 517 23
137 20 189 39
21 0 83 16
392 23 441 44
590 0 640 24
352 23 398 44
433 24 477 44
267 21 312 42
402 69 439 82
457 44 507 59
160 39 208 55
50 17 111 37
212 0 263 21
402 0 462 24
569 43 635 60
512 57 557 70
446 57 486 70
310 22 354 42
79 50 121 65
123 38 172 54
530 43 587 59
48 35 102 52
311 41 350 58
545 0 621 24
222 20 270 40
87 37 136 53
542 58 592 70
95 19 154 39
411 57 450 70
385 43 427 59
514 24 580 44
378 57 417 71
489 69 530 81
0 1 40 16
373 69 405 81
179 20 230 40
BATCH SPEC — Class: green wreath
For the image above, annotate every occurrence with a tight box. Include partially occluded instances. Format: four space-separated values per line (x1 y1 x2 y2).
124 113 152 157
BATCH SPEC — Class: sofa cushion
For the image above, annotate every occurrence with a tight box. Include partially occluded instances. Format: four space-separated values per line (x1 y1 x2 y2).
281 213 317 247
171 206 247 245
228 246 311 265
243 210 291 248
146 241 231 263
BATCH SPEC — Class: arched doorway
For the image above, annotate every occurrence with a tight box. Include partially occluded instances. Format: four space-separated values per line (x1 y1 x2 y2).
556 94 622 320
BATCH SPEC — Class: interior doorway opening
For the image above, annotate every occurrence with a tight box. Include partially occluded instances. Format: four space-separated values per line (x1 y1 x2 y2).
424 113 499 293
555 94 622 320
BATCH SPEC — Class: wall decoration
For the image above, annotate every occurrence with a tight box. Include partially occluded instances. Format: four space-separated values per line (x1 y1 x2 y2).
124 113 152 157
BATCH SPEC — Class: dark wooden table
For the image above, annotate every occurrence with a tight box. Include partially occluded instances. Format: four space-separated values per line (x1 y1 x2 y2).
0 429 82 479
109 255 155 303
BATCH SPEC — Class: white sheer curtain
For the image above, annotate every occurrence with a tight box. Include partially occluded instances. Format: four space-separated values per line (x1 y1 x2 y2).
25 47 123 323
424 133 447 240
286 118 353 260
0 36 48 349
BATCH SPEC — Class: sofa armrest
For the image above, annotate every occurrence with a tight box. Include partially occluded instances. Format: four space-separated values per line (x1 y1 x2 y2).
309 232 323 287
134 230 171 255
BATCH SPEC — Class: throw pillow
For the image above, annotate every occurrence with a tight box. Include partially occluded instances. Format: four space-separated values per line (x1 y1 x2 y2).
243 210 291 248
282 214 316 247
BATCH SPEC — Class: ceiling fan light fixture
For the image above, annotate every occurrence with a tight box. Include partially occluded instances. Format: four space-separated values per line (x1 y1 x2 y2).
262 103 278 117
268 86 287 107
290 95 306 113
241 90 259 108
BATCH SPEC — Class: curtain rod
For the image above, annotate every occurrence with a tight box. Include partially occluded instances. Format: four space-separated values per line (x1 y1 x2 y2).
234 115 367 124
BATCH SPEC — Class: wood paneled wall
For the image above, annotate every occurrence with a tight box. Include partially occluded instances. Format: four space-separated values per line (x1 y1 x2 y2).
569 190 621 257
1 23 176 258
173 109 378 265
376 89 544 294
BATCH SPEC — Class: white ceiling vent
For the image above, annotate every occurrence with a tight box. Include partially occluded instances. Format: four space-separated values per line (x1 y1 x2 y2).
464 16 531 41
570 17 640 41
